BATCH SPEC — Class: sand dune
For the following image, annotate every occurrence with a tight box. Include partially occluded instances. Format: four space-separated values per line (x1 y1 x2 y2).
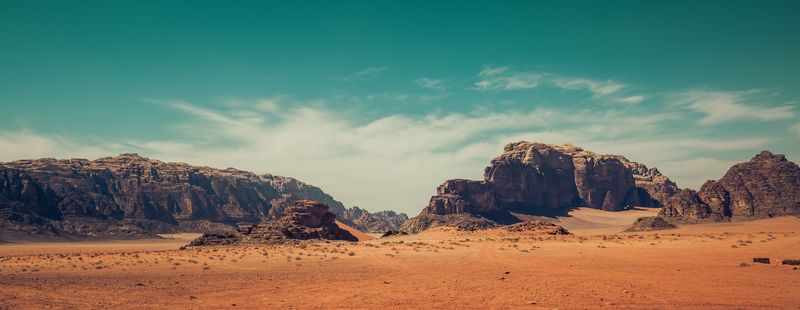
557 207 661 234
335 220 374 241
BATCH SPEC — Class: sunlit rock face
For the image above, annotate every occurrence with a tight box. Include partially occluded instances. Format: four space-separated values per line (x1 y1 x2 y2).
661 151 800 222
0 154 405 239
402 141 679 233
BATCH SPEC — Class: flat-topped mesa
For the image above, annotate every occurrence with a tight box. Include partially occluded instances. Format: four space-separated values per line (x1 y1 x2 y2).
1 153 406 240
660 150 800 223
401 141 679 233
188 200 358 246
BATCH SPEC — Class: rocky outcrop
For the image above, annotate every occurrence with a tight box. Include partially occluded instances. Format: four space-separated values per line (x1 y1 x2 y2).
625 216 676 231
0 154 404 240
380 230 408 238
402 141 678 232
504 220 572 235
660 151 800 222
401 213 499 234
188 200 357 246
340 207 409 233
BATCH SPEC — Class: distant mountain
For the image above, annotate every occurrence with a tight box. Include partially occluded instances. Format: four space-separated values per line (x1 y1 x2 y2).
0 154 406 240
660 151 800 222
402 141 679 233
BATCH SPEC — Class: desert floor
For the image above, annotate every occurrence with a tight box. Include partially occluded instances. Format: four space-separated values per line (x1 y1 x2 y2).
1 209 799 309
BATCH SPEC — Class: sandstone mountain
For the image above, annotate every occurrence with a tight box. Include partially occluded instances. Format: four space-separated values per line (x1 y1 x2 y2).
188 200 357 246
401 141 679 233
659 151 800 223
0 154 406 240
340 207 409 234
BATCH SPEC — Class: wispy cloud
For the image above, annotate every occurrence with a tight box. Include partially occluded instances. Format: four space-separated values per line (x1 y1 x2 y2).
474 66 541 90
673 90 794 125
0 130 118 161
2 97 780 213
334 67 388 82
618 95 645 105
472 66 641 102
414 77 446 91
551 77 625 97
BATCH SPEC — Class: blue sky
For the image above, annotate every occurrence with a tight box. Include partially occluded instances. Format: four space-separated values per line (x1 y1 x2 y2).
1 1 799 214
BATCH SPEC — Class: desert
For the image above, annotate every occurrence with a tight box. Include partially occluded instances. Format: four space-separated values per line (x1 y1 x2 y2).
2 2 800 309
2 208 799 309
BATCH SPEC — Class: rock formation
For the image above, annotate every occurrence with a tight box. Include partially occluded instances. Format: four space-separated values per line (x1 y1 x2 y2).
340 207 409 233
625 216 676 231
188 200 357 246
0 154 406 240
402 141 678 233
504 220 572 235
660 151 800 223
261 175 408 232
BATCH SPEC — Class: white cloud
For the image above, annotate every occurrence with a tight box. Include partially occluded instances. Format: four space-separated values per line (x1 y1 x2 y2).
4 102 663 213
618 95 645 105
551 77 625 96
0 102 782 214
414 77 445 91
335 67 388 82
0 130 117 162
473 66 633 101
674 90 794 125
474 66 541 90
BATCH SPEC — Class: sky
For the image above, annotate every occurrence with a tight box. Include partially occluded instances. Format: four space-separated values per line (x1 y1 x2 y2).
1 1 799 215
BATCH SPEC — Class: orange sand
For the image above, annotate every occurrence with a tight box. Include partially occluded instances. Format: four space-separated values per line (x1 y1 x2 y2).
1 215 798 309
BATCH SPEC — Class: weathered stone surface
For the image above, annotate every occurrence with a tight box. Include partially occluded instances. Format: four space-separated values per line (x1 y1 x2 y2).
658 189 718 223
660 151 800 222
340 207 409 233
380 230 408 238
189 200 357 246
626 216 677 232
504 220 572 235
403 141 678 232
263 176 408 232
0 154 405 239
401 213 498 234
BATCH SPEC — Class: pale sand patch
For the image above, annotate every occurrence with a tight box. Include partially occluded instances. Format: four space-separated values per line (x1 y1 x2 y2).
557 207 661 234
335 220 374 241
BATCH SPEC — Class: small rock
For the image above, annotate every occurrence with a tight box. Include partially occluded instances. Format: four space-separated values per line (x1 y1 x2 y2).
753 257 770 264
781 259 800 266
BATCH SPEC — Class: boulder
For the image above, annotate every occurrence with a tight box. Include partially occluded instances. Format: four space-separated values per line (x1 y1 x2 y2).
188 200 357 246
626 216 677 232
504 220 572 235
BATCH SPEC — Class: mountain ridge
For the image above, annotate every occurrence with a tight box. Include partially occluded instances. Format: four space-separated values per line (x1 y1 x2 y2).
0 153 407 240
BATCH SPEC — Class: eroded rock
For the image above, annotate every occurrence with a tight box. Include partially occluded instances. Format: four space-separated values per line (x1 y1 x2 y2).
660 151 800 223
626 216 677 232
188 200 357 246
403 141 679 232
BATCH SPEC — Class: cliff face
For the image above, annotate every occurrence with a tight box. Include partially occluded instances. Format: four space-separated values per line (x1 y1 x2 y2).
660 151 800 222
402 141 679 233
0 154 405 239
340 207 409 234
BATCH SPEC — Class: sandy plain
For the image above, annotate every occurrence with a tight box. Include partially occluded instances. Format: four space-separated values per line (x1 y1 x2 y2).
1 209 798 309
